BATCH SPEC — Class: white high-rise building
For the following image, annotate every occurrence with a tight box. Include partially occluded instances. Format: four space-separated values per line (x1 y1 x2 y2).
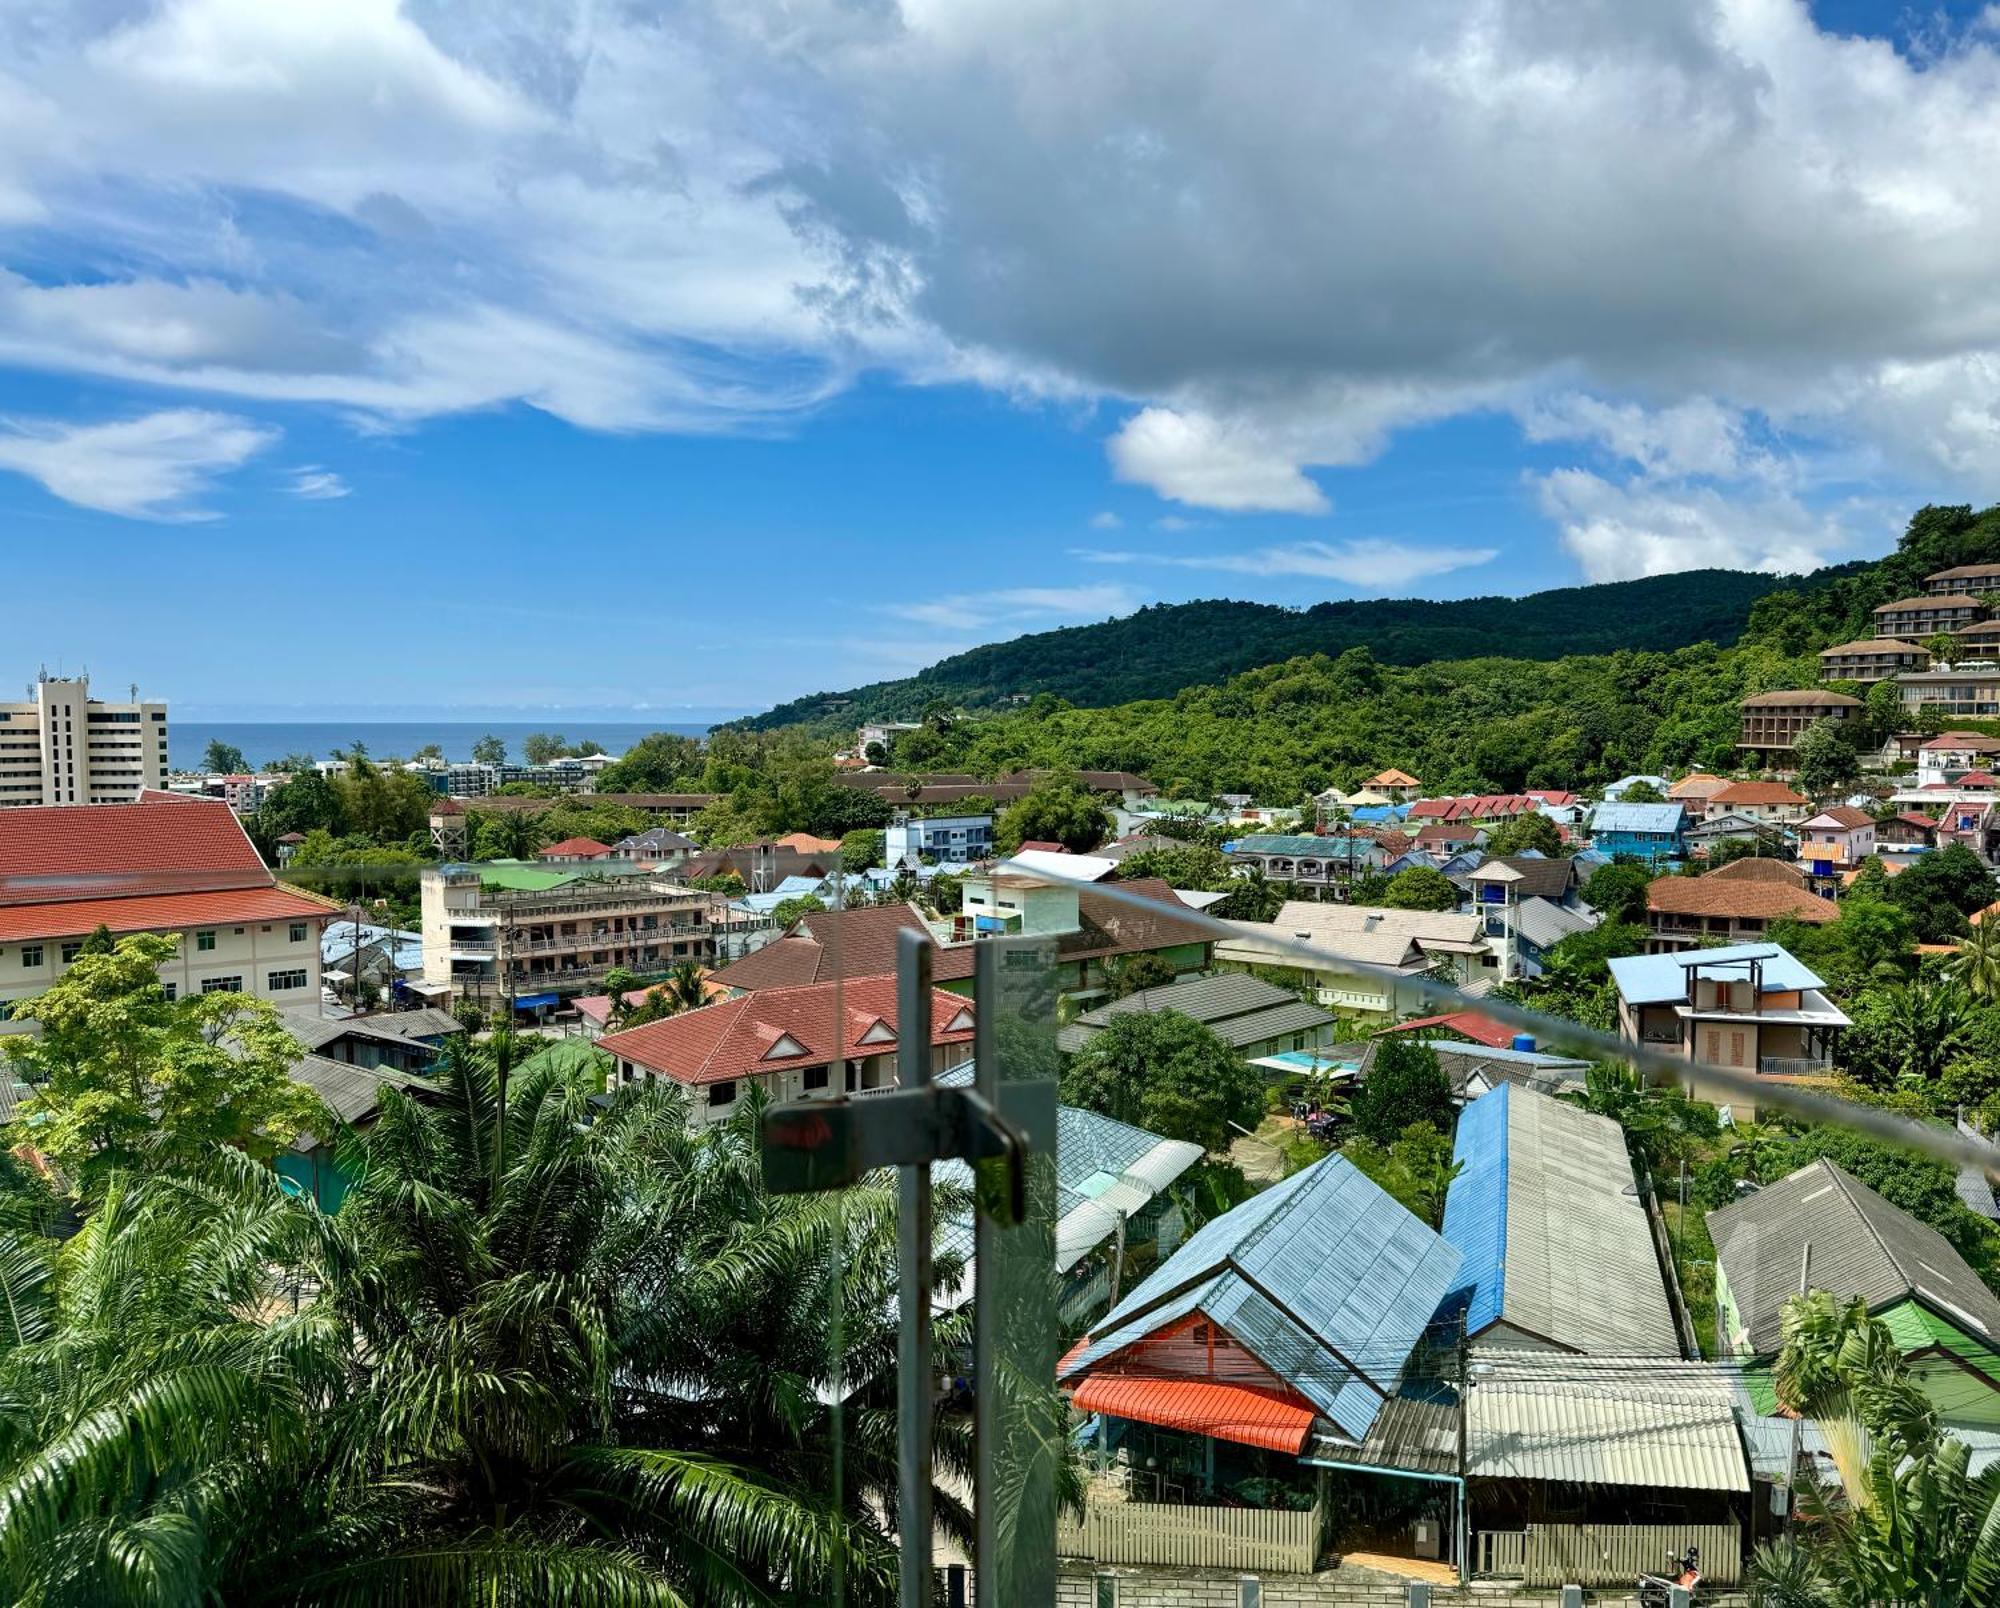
0 673 169 808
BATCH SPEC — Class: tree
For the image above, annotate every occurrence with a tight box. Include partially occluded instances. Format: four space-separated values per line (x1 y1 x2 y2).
1380 866 1459 911
1104 952 1178 999
201 738 249 774
995 782 1112 855
1886 841 1994 942
1618 780 1667 803
1061 1010 1264 1152
334 754 434 842
1115 841 1234 890
1793 716 1863 799
601 965 639 1024
1951 918 2000 1000
522 731 567 765
1584 860 1654 924
474 808 548 860
1351 1039 1453 1146
1212 863 1286 921
2 934 326 1184
256 769 348 841
1338 1122 1462 1227
1484 811 1563 856
591 731 704 792
841 828 885 872
1540 920 1649 988
770 893 828 930
1778 1124 1999 1275
470 733 507 766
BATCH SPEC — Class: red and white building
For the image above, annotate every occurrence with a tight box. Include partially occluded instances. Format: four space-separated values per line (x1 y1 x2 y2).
0 791 339 1033
599 973 976 1126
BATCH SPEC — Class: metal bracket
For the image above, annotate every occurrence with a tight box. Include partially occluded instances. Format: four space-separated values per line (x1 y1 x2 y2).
761 1083 1029 1223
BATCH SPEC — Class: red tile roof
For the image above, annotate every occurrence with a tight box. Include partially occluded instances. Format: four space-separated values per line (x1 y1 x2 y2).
1957 772 1999 788
1017 840 1067 853
1646 875 1839 924
0 884 339 944
1920 732 2000 751
1067 1375 1314 1455
1406 793 1567 821
0 793 268 904
1709 782 1809 806
1373 1010 1516 1049
538 837 613 858
599 975 974 1085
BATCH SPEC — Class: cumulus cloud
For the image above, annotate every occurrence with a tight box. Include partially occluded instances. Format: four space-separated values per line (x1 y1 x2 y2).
881 584 1139 631
0 409 277 519
1077 538 1497 589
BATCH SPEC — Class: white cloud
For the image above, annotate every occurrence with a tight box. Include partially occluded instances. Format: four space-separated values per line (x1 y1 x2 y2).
1534 468 1869 583
1109 408 1329 513
1518 394 1766 482
882 583 1139 631
0 408 276 519
1088 510 1122 529
1077 538 1497 589
288 465 349 499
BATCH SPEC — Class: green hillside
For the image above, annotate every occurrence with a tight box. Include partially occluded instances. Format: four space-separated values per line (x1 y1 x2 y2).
741 566 1860 730
782 504 2000 799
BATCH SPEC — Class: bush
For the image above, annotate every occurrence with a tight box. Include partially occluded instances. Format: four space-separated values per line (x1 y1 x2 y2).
1352 1039 1453 1145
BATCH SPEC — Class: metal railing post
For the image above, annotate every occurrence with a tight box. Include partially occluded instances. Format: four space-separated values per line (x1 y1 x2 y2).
897 929 935 1608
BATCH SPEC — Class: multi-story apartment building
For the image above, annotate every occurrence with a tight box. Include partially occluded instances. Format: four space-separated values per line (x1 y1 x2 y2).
0 673 168 807
1924 562 2000 597
420 863 725 1018
0 792 335 1032
431 761 597 798
1816 637 1931 685
1872 594 1989 639
1736 690 1863 762
1896 666 2000 720
884 812 994 865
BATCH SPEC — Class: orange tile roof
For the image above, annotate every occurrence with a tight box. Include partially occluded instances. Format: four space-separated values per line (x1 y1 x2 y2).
599 974 974 1086
1647 876 1838 923
0 792 269 905
1668 774 1731 798
774 831 843 853
1710 782 1809 806
1702 858 1805 886
1366 769 1420 787
0 884 340 944
537 837 613 858
1068 1375 1315 1455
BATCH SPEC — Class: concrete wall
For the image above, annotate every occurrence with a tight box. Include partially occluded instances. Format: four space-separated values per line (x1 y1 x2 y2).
1057 1570 1746 1608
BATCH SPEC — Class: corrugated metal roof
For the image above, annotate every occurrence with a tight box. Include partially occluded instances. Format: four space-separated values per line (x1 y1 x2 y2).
1466 1356 1749 1492
1441 1084 1680 1356
1073 1375 1315 1454
1062 1154 1463 1443
1512 896 1596 951
1310 1392 1461 1476
1587 802 1686 834
1707 1158 2000 1353
1607 943 1826 1005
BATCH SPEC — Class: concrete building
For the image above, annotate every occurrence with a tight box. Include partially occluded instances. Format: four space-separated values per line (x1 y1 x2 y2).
1896 666 2000 721
1817 638 1930 685
1736 689 1863 763
0 792 335 1032
1872 593 1989 639
1706 781 1812 826
1464 856 1596 980
1925 562 2000 597
884 811 994 865
419 862 725 1018
0 673 168 807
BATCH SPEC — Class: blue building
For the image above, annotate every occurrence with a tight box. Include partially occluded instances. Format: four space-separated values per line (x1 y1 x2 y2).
1585 801 1686 864
885 812 993 865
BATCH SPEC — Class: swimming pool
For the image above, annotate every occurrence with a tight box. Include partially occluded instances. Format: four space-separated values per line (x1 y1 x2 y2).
1252 1049 1361 1078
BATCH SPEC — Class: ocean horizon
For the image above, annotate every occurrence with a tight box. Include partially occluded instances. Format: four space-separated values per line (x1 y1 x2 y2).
172 720 715 772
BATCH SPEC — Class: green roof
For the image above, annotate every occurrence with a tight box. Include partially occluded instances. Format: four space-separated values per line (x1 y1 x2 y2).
478 865 578 892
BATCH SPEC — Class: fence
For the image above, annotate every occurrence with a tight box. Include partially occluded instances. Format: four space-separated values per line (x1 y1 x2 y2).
1060 1500 1320 1574
1475 1523 1740 1586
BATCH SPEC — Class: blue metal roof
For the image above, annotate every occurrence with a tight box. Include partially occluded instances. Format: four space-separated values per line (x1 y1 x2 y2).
1061 1153 1462 1442
1606 942 1826 1005
1440 1082 1510 1340
1587 802 1685 834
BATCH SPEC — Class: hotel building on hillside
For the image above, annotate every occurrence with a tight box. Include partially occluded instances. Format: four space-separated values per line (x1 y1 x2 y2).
0 673 168 808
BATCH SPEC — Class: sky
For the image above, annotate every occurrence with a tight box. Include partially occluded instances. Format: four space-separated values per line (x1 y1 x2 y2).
6 1 2000 720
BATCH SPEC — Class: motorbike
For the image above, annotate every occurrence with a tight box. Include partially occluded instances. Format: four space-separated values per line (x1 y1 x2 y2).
1637 1544 1702 1607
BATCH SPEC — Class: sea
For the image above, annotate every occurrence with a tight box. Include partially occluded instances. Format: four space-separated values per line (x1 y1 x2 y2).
170 721 716 772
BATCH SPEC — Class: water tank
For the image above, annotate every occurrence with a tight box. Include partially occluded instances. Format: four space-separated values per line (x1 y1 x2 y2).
1511 1033 1537 1053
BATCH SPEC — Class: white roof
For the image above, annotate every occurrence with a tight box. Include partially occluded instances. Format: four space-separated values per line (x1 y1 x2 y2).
1264 900 1487 949
1007 849 1117 882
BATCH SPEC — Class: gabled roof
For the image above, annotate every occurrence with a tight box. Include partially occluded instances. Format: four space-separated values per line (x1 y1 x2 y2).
1709 782 1809 807
1442 1084 1678 1356
1741 689 1863 708
1366 769 1420 787
1646 873 1838 924
600 975 974 1086
1060 1154 1461 1444
1707 1158 2000 1354
1374 1010 1517 1050
1877 592 1985 610
537 837 612 858
1514 896 1597 950
1804 805 1874 830
1057 972 1332 1054
1607 942 1826 1005
1703 857 1806 886
1587 802 1685 834
1922 731 2000 751
1467 855 1584 900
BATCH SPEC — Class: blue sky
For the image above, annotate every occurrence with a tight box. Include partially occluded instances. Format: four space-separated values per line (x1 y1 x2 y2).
4 2 1999 719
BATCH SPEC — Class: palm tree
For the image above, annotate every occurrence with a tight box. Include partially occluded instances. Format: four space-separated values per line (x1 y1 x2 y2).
479 808 547 861
1882 978 1975 1088
659 958 709 1014
1950 918 2000 1000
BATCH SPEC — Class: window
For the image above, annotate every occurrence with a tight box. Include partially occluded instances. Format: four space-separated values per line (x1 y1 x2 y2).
803 1066 830 1091
200 976 244 994
708 1080 738 1107
266 968 308 991
196 930 217 952
60 941 82 963
20 945 41 968
163 984 177 1002
289 922 308 943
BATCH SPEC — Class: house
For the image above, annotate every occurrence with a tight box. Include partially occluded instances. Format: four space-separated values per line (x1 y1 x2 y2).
1668 773 1733 821
1880 810 1940 849
599 974 977 1127
1224 831 1386 894
1705 781 1811 826
279 1054 435 1211
676 842 833 893
1798 805 1877 884
1586 801 1687 863
1362 768 1423 802
1395 1038 1594 1102
1916 731 2000 786
1058 1154 1462 1574
611 826 699 867
1463 856 1596 980
1925 562 2000 598
1056 972 1336 1060
884 812 994 866
1708 1158 2000 1428
279 1004 465 1076
1406 792 1579 825
1607 943 1850 1112
537 836 614 863
1214 901 1492 1014
1603 773 1670 801
1413 822 1486 856
1644 866 1838 952
1895 667 2000 721
1684 810 1793 858
1872 593 1990 639
319 920 425 999
0 792 337 1032
773 831 843 855
1817 637 1930 685
1441 1084 1680 1356
1737 690 1863 763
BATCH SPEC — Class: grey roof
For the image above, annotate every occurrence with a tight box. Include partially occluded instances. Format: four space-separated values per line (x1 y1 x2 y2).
1414 1041 1592 1099
1056 972 1334 1054
1607 943 1826 1006
1216 922 1427 972
1468 855 1583 900
1465 1355 1748 1492
1310 1391 1460 1477
1513 895 1597 951
1955 1114 2000 1222
288 1053 427 1134
1062 1153 1463 1444
280 1005 463 1052
1707 1158 2000 1353
1588 802 1687 835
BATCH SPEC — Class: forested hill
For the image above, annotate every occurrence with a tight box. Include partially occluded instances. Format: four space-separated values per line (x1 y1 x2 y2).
742 566 1855 730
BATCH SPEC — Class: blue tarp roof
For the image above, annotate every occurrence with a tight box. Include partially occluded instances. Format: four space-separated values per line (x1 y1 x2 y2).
1607 942 1826 1005
1587 801 1685 834
1060 1153 1462 1443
